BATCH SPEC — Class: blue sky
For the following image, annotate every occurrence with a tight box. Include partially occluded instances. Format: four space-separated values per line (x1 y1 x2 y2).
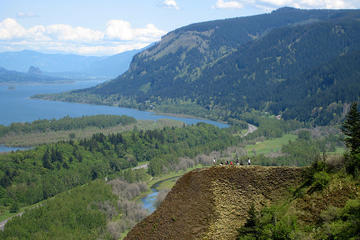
1 0 359 56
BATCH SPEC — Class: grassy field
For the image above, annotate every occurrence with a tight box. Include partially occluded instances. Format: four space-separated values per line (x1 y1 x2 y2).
0 119 183 147
245 134 298 156
328 147 346 155
156 177 178 190
149 164 206 189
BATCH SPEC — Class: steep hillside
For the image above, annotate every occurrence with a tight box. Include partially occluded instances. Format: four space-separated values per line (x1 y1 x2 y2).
193 18 360 124
91 7 350 97
278 50 360 124
47 7 360 125
125 166 304 240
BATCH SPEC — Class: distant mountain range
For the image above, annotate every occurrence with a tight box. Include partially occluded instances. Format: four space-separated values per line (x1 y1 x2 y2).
0 66 70 84
0 48 142 78
39 8 360 125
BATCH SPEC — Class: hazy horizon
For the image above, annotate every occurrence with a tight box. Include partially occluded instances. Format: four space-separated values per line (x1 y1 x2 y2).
1 0 360 56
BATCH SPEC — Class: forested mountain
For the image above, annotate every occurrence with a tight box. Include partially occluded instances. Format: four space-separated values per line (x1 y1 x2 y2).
0 49 141 78
0 66 69 83
72 7 360 125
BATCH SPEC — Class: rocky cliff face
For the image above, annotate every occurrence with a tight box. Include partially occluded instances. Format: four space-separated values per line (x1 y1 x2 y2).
125 166 304 240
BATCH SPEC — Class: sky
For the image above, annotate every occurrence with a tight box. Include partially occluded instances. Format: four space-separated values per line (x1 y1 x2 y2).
0 0 359 56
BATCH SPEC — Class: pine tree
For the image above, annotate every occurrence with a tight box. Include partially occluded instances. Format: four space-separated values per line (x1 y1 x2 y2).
237 204 259 239
42 148 53 169
342 102 360 175
341 102 360 154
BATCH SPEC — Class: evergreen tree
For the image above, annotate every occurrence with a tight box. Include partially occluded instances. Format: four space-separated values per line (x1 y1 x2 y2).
341 102 360 154
42 149 53 169
341 102 360 175
237 204 259 240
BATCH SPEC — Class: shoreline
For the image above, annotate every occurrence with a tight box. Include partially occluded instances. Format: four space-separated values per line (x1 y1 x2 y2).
151 110 227 124
31 94 229 127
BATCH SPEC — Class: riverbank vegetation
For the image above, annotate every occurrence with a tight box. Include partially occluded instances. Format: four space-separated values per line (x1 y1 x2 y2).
0 123 238 212
0 179 151 240
0 115 136 135
34 92 251 128
0 141 221 239
0 116 183 147
0 106 352 239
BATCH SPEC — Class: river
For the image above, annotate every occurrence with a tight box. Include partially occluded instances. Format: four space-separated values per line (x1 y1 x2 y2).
0 81 227 152
141 176 180 213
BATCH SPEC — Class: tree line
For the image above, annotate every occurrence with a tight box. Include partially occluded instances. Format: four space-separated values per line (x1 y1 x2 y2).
0 123 237 210
0 115 136 137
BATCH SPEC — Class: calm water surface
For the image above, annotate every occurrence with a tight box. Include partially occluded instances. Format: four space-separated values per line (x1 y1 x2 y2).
142 188 158 213
0 81 227 152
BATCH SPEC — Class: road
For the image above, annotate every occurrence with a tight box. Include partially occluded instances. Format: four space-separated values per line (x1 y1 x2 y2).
0 124 256 231
0 212 23 231
244 124 258 137
132 163 148 170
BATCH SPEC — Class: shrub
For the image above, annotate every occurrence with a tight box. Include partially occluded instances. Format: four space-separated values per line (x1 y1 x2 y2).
310 171 330 193
9 202 19 213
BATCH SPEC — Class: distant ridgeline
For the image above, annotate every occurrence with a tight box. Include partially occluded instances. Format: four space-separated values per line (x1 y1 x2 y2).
0 49 142 79
0 66 69 83
46 7 360 125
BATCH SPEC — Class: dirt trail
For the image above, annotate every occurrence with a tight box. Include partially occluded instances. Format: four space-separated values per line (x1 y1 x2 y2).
243 124 257 137
0 212 23 231
125 166 304 240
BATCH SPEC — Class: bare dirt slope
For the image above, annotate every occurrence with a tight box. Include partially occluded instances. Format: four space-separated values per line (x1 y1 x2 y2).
125 166 304 240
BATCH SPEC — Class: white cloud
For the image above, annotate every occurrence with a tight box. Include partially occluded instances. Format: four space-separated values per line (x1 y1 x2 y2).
219 0 359 11
0 18 26 40
133 24 166 42
214 0 243 9
46 24 104 42
162 0 179 9
27 25 51 41
105 20 165 42
257 0 357 9
0 18 165 55
74 43 150 55
17 12 38 18
105 20 134 40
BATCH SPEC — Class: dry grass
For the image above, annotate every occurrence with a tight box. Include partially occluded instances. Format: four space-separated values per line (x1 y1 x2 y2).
125 166 304 240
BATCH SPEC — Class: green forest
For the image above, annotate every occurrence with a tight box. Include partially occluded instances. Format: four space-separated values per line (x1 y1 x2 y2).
0 123 237 209
37 8 360 126
0 109 350 239
0 115 136 136
1 7 360 240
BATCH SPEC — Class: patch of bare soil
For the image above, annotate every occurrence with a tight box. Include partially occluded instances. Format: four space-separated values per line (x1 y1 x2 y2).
125 166 304 240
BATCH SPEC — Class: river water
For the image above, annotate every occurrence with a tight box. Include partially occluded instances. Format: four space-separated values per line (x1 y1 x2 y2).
0 80 227 152
141 176 180 213
142 188 159 213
